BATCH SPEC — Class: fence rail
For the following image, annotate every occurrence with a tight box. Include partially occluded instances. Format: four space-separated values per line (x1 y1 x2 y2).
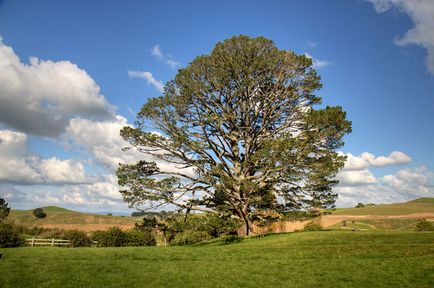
26 238 70 247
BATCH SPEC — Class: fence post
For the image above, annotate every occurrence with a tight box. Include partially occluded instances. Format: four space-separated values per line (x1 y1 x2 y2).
51 238 55 246
31 237 35 247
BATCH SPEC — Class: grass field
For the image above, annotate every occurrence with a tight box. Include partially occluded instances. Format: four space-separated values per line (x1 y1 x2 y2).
332 198 434 215
1 231 433 288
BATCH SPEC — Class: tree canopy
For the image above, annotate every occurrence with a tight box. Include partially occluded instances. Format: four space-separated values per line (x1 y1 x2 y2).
117 35 351 235
0 198 10 222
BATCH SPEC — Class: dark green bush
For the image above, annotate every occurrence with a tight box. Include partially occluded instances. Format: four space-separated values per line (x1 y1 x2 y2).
125 230 156 246
92 227 126 247
168 214 241 238
64 230 91 247
415 219 434 231
33 208 46 219
170 230 212 245
303 221 322 231
0 222 24 248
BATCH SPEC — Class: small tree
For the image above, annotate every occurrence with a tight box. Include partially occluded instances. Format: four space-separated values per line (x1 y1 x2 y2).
33 208 46 219
355 203 365 208
0 198 10 222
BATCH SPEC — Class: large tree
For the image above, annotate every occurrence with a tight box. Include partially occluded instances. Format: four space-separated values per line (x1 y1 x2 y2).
118 35 351 235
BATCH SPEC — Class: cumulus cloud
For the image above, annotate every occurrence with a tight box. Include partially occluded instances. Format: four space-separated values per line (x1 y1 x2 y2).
65 116 141 171
335 165 434 207
0 130 90 185
367 0 434 74
334 150 433 206
343 151 411 170
336 169 377 186
0 40 116 137
304 53 331 69
151 44 180 69
128 70 164 92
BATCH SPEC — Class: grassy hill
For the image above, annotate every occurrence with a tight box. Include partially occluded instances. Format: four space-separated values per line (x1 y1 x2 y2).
1 231 433 288
7 206 138 230
332 197 434 215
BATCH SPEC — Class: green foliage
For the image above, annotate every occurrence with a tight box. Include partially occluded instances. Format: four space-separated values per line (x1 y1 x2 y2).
415 219 434 231
0 198 10 222
170 230 212 245
91 227 156 247
32 208 46 219
134 216 158 232
124 230 156 246
92 227 127 247
303 221 323 231
168 214 241 238
117 35 352 235
64 230 91 247
0 222 23 248
355 203 365 208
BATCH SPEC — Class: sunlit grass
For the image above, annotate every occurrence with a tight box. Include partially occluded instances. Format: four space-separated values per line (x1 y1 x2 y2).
1 231 433 288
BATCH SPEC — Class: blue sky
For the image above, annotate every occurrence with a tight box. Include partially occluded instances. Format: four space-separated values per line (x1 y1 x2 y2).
0 0 433 212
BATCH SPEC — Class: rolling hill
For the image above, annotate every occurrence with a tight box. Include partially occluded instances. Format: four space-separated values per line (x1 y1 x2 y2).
331 197 434 215
7 206 139 231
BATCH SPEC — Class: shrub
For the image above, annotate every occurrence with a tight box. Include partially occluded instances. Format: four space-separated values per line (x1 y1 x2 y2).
303 221 322 231
125 230 156 246
92 227 127 247
64 230 91 247
355 203 365 208
0 222 24 248
170 230 212 245
33 208 46 219
0 198 10 222
415 219 434 231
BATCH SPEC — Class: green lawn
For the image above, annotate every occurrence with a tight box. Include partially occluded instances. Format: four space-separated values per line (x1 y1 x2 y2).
1 231 434 288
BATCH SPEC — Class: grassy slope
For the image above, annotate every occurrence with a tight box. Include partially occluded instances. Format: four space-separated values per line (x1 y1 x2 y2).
332 198 434 215
1 231 433 288
8 206 138 226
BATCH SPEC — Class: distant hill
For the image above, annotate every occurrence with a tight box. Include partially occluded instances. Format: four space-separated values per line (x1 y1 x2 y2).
8 206 139 232
332 198 434 216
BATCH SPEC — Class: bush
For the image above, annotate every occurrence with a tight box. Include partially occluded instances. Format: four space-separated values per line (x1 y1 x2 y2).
355 203 365 208
170 230 212 245
92 227 126 247
64 230 91 247
303 221 322 231
0 198 10 222
125 230 156 246
33 208 46 219
415 219 434 231
0 222 24 248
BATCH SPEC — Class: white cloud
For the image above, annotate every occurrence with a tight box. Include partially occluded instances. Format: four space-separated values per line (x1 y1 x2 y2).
307 41 318 48
64 115 196 177
335 165 434 207
0 130 90 185
342 151 411 170
65 116 141 171
304 53 331 69
0 40 116 137
128 70 164 92
367 0 434 74
336 169 377 186
151 44 180 69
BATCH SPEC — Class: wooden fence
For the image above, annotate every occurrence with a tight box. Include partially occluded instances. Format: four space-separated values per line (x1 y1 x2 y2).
26 238 70 247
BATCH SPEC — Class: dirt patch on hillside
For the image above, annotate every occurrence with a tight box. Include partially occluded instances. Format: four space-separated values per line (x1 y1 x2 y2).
320 213 434 228
39 223 135 232
252 213 434 234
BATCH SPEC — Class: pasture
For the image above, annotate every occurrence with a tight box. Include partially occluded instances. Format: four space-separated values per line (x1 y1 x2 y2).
1 231 433 288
